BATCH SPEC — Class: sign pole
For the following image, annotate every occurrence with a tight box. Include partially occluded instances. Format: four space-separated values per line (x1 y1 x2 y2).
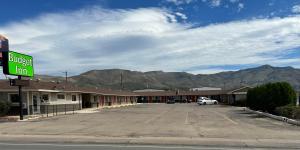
1 36 33 120
18 75 23 120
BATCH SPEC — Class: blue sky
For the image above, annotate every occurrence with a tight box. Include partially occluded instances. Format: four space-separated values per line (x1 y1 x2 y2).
0 0 300 76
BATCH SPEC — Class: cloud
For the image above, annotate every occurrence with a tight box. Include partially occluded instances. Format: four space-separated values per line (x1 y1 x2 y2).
229 0 239 3
175 12 188 20
0 7 300 75
202 0 244 11
211 0 221 7
237 3 244 12
292 5 300 13
165 0 194 5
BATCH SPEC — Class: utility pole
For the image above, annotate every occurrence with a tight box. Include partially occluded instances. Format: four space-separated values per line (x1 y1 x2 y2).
63 71 68 83
120 71 123 90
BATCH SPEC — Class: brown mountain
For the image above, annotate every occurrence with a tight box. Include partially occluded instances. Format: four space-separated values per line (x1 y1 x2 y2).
35 65 300 91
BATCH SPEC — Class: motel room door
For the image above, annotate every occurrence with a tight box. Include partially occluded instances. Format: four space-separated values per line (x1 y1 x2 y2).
32 93 41 114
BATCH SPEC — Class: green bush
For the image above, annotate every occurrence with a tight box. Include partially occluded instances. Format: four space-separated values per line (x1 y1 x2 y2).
247 82 297 112
275 105 300 119
0 101 11 116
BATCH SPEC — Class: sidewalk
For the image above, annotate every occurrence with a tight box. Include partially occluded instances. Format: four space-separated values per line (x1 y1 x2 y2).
0 103 138 122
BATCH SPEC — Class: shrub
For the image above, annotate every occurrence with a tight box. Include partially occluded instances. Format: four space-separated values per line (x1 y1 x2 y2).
275 105 300 119
0 101 11 117
247 82 296 113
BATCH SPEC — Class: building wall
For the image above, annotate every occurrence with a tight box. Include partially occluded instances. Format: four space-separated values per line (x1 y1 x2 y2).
137 95 223 103
1 89 137 116
40 92 81 105
98 95 136 107
26 91 82 115
235 94 247 101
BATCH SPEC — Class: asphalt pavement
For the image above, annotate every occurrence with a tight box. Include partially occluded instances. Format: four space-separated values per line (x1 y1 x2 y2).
0 104 299 148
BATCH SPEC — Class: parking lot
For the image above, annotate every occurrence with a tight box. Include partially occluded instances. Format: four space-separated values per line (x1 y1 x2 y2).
0 103 299 140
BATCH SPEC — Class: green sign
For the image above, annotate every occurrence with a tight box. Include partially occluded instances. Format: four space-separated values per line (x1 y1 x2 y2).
3 51 34 77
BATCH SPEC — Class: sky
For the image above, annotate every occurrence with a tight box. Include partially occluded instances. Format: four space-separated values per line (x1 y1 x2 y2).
0 0 300 76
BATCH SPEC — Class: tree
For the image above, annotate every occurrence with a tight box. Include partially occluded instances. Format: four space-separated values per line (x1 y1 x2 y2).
247 82 296 112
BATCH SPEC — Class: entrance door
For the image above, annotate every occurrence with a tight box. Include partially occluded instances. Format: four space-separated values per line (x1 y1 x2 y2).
32 93 40 114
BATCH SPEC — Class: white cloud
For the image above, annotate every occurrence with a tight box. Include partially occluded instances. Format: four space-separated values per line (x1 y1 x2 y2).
165 0 194 5
0 7 300 75
237 3 244 12
292 5 300 13
210 0 221 7
203 0 244 10
229 0 239 3
188 68 230 74
175 12 188 20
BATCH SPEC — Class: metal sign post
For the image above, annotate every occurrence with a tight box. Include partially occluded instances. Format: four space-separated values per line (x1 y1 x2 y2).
1 36 34 121
9 77 30 120
18 75 23 120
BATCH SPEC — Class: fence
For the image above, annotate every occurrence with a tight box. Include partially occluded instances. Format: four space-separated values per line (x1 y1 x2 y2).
29 104 81 117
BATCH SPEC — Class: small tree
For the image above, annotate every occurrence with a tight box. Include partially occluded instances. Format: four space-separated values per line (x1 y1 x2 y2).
247 82 296 112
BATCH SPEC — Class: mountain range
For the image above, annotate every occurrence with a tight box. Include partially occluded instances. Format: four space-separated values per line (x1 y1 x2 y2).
34 65 300 91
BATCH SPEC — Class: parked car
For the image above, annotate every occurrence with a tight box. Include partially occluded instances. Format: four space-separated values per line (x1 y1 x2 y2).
166 98 176 104
197 97 218 105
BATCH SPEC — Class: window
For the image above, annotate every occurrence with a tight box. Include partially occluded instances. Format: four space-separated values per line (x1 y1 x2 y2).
57 94 65 99
42 94 49 102
9 94 19 103
72 95 77 101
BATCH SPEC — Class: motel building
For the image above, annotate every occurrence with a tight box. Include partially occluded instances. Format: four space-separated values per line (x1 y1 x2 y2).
133 87 252 104
133 90 222 103
0 80 138 116
0 78 256 117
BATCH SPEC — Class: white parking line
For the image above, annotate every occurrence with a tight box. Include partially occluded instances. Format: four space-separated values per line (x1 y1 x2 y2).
211 111 238 125
185 112 190 125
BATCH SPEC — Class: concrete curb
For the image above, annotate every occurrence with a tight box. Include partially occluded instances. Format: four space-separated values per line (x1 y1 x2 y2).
244 108 300 126
0 117 19 122
101 103 137 109
0 134 300 149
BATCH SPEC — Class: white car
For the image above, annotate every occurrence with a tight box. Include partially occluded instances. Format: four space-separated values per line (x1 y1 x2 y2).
197 97 218 105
